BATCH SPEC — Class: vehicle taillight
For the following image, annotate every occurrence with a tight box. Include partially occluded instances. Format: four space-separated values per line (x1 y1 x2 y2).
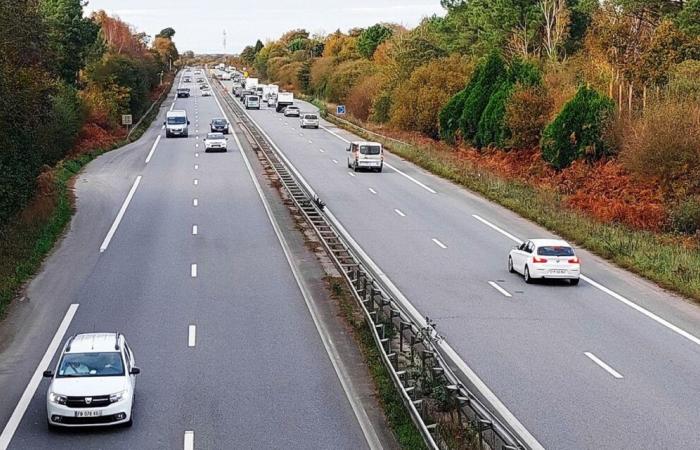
532 256 548 263
568 257 580 264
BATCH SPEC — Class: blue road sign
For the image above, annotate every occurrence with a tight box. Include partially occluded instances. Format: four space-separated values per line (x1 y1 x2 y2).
337 105 346 115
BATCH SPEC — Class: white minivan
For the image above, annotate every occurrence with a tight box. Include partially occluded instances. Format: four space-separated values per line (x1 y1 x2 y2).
164 110 189 138
347 141 383 172
245 95 260 110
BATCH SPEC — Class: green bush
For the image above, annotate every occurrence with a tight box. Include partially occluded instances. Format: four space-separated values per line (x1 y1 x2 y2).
541 86 614 169
439 87 468 141
458 51 507 139
669 197 700 234
474 59 541 149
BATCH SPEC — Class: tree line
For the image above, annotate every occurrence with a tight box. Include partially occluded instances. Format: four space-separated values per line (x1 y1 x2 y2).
0 0 178 226
238 0 700 234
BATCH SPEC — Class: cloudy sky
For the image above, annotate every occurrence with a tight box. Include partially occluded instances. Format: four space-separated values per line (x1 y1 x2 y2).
84 1 446 54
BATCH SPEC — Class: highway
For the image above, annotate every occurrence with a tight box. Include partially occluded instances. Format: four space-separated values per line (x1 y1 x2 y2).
0 75 375 449
220 77 700 449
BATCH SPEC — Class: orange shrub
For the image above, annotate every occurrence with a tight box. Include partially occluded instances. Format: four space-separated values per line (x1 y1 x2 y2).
388 55 473 138
346 74 385 121
505 84 553 149
325 59 375 103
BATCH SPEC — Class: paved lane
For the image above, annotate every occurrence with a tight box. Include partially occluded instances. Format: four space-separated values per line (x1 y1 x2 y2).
221 78 700 449
1 75 368 449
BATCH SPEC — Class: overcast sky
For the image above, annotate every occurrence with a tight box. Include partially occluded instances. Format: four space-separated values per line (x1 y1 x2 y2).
84 1 446 54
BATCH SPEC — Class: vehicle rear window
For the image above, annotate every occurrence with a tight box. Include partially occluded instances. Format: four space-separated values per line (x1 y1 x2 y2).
537 246 574 256
360 145 381 155
305 115 318 120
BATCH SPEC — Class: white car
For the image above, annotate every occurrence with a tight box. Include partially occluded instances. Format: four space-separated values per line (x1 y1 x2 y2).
508 239 580 284
204 132 228 152
43 333 140 428
201 88 212 97
346 141 383 172
300 113 319 129
283 106 300 117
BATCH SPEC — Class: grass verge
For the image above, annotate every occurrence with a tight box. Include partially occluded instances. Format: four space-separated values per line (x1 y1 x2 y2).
321 112 700 303
327 277 427 449
0 80 172 317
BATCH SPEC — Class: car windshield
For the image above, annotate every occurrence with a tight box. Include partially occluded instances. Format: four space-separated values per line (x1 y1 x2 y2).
57 352 124 377
360 145 381 155
167 116 186 124
207 133 224 139
248 96 259 101
537 246 575 256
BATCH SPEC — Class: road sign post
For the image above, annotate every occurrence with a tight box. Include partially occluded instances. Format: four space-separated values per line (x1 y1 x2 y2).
337 105 346 115
122 114 133 134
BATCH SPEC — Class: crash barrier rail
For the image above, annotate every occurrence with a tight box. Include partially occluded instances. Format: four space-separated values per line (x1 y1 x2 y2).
213 80 529 450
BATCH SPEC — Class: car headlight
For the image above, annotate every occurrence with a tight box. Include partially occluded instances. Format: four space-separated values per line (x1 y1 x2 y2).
49 392 67 405
109 390 127 403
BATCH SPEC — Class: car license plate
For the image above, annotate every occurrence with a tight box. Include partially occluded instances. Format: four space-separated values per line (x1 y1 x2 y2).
550 269 566 274
75 410 102 417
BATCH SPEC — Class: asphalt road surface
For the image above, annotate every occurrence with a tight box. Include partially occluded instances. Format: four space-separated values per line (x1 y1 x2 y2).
0 75 370 449
221 77 700 449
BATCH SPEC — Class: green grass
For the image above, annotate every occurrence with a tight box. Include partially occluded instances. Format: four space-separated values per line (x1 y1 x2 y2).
328 278 426 449
324 114 700 303
0 83 171 317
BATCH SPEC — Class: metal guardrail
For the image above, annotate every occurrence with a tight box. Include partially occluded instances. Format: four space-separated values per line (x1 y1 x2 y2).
213 80 529 450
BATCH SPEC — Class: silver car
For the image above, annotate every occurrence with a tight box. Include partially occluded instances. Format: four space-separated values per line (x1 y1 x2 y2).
300 113 319 129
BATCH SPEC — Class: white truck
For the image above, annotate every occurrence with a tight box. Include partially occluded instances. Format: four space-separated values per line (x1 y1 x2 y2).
244 77 259 90
262 84 279 101
275 92 294 113
220 72 232 80
164 110 189 138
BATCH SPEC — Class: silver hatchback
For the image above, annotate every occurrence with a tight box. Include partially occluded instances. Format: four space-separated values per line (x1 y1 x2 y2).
300 113 319 129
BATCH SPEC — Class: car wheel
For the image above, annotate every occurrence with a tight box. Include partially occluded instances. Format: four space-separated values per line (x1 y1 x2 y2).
524 266 533 284
347 160 351 169
353 162 359 172
508 256 515 273
570 278 580 286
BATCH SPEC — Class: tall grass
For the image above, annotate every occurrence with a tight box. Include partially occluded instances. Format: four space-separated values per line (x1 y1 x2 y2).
325 115 700 302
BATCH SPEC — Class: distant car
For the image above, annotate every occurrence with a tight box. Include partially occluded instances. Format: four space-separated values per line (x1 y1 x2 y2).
245 95 260 110
196 77 204 83
210 118 229 134
201 89 211 97
176 88 190 98
183 77 192 83
267 97 276 108
346 141 383 172
43 333 140 429
204 132 228 152
300 113 319 129
508 239 580 285
283 106 300 117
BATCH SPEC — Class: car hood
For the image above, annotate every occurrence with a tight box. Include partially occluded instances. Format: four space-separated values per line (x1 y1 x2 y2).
50 376 129 397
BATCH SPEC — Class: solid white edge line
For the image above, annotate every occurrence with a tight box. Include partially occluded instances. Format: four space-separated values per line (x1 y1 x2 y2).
319 125 437 194
209 82 382 450
394 209 406 217
432 238 447 249
191 263 197 278
169 102 175 112
584 352 623 379
222 84 542 449
188 325 196 347
0 304 79 449
192 225 198 235
99 176 142 253
183 430 194 450
472 214 700 348
488 281 513 298
145 135 161 164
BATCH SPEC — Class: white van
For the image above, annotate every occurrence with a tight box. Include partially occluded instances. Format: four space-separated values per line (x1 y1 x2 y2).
245 95 260 110
164 110 189 138
347 141 383 172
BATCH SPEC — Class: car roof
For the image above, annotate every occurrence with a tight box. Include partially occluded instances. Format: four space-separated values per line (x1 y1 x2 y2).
351 141 382 146
167 110 187 116
529 238 572 247
66 333 122 353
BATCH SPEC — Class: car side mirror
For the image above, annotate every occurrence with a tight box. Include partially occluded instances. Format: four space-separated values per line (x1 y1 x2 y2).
346 147 351 152
163 121 166 125
43 370 53 378
187 120 191 125
130 367 141 375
